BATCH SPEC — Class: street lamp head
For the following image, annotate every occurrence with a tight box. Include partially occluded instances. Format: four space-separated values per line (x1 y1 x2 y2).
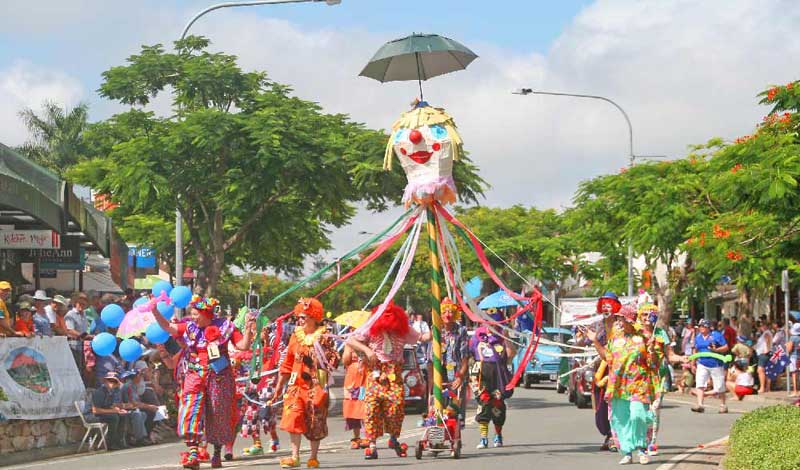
320 0 341 4
512 88 533 95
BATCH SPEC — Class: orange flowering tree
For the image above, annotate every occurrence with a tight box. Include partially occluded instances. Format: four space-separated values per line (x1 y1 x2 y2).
684 80 800 307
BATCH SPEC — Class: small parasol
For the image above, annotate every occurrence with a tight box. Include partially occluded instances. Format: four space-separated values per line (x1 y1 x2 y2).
359 33 478 101
117 309 157 339
333 310 371 329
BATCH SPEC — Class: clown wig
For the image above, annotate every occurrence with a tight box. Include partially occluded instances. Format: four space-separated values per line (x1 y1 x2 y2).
294 297 324 323
383 104 463 170
440 297 462 321
369 301 410 337
189 295 219 318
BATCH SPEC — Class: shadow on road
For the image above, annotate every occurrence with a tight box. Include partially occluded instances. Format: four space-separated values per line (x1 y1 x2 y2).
507 397 573 410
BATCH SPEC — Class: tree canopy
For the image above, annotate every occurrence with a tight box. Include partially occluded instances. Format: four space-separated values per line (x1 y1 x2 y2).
68 36 487 294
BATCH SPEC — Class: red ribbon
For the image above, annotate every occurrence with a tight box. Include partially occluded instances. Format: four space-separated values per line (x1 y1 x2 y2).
433 203 544 390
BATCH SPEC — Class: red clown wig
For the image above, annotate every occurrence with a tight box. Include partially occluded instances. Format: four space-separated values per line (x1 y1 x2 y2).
369 301 410 337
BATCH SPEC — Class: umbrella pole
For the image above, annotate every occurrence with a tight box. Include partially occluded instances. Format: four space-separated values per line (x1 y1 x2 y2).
426 206 444 416
415 52 424 101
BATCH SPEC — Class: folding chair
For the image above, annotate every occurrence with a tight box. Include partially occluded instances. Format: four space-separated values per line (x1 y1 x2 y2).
74 400 108 452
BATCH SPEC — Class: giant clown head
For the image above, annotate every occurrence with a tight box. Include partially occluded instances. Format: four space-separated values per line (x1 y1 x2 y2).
384 101 463 207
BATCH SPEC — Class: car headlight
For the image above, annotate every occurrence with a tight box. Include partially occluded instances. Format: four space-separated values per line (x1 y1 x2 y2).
583 370 595 383
405 374 418 388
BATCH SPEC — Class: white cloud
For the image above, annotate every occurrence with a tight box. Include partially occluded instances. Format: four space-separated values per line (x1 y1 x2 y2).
0 61 84 146
2 0 800 259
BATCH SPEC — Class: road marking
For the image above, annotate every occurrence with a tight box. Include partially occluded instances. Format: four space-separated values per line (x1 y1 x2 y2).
656 435 729 470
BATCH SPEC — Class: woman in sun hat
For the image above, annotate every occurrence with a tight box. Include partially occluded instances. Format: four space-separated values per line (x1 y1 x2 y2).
592 291 622 452
585 303 658 465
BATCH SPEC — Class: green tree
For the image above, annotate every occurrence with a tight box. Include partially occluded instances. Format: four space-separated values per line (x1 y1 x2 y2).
684 80 800 314
69 37 486 294
17 101 89 176
568 157 710 321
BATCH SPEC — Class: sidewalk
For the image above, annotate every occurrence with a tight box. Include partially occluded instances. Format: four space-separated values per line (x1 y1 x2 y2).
739 389 798 405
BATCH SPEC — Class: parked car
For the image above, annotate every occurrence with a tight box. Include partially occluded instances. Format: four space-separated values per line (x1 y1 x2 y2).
566 355 596 409
402 346 428 413
512 327 573 389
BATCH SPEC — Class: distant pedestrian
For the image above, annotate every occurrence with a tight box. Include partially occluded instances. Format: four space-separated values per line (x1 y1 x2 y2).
786 323 800 397
692 319 729 413
754 322 773 393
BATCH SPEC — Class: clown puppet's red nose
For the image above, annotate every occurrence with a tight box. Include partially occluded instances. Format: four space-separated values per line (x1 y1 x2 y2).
409 129 423 144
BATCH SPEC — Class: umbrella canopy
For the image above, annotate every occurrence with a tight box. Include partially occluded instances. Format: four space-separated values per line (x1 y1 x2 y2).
359 33 477 99
117 309 156 339
478 290 520 310
334 310 371 329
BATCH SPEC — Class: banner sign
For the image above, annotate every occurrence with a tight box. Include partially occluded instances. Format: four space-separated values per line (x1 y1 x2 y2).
0 230 60 250
0 337 85 420
128 245 156 269
560 296 635 326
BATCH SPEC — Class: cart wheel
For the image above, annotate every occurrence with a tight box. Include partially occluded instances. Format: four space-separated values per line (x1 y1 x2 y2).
453 439 462 459
415 441 423 460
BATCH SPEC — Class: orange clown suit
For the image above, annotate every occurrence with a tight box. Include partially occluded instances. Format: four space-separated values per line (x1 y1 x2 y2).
279 325 339 440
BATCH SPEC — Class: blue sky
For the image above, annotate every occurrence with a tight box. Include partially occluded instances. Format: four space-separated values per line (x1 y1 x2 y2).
0 1 590 101
2 0 798 243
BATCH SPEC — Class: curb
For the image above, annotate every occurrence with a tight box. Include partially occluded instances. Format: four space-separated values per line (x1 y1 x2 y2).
656 435 728 470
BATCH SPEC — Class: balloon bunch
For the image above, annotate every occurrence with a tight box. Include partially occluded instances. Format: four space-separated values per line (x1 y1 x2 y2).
90 280 196 360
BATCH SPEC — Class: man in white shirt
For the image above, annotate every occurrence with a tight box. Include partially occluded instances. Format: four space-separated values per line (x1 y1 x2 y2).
755 322 773 393
411 313 431 367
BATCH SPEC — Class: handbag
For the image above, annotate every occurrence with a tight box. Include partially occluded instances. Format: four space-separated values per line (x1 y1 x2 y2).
209 355 230 373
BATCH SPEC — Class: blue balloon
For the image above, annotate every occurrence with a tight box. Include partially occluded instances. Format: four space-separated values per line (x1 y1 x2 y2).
152 281 173 298
157 301 174 318
133 296 149 308
170 286 192 309
145 323 170 345
91 332 117 357
119 338 143 362
101 304 125 328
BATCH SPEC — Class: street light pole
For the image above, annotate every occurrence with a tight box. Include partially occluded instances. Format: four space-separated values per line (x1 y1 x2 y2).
512 88 665 297
174 0 342 286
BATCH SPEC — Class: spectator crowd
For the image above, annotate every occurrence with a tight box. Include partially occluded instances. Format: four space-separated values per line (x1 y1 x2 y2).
0 281 178 450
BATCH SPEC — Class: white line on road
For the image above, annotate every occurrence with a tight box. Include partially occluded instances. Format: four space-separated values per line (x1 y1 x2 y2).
655 435 729 470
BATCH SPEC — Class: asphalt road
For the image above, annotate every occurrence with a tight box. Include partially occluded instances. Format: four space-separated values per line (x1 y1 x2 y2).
8 385 749 470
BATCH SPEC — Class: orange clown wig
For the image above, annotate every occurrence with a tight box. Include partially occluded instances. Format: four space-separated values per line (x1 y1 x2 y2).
294 297 324 323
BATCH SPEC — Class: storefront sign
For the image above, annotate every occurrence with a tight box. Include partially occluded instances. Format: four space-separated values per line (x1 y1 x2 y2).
0 230 60 249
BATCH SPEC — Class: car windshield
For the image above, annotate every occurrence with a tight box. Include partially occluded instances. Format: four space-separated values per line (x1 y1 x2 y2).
402 348 417 370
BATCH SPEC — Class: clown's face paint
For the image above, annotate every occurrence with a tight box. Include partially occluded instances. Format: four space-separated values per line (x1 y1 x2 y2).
392 124 454 194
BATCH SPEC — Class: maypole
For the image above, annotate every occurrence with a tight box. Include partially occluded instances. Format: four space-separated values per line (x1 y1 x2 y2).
426 206 445 414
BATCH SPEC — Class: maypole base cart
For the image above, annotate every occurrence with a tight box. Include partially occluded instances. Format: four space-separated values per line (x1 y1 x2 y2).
415 390 462 459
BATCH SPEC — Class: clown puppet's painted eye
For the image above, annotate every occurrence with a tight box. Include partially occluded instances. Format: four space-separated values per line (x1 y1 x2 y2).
429 125 448 140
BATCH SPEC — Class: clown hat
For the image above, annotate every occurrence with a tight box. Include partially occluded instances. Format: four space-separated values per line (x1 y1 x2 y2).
596 292 622 314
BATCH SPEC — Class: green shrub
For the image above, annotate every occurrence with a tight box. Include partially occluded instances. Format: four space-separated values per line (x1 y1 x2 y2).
725 405 800 470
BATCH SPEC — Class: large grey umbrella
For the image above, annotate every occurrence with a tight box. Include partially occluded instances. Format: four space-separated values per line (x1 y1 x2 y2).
359 33 478 100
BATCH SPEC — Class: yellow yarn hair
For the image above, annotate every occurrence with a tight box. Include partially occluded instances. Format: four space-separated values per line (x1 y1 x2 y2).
383 105 464 170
